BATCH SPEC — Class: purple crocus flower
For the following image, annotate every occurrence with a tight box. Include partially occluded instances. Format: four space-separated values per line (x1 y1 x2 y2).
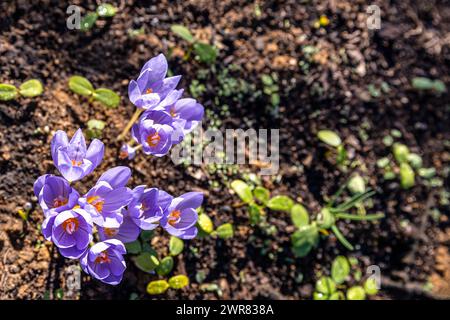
127 186 172 230
34 174 79 217
51 128 104 182
160 192 203 239
78 166 133 228
119 143 136 160
98 209 140 243
42 208 93 259
80 239 126 285
128 54 181 110
162 98 204 144
131 109 175 157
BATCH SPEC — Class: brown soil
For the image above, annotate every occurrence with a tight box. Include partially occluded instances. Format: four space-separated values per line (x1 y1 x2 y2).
0 0 449 300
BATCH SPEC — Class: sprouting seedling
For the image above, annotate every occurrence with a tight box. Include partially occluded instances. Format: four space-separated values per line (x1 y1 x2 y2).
68 75 120 108
18 202 33 221
146 275 190 295
0 79 44 101
79 3 117 32
377 132 440 189
290 180 383 257
261 74 280 110
196 211 234 240
411 77 446 94
86 119 106 139
313 256 379 300
170 24 217 64
313 14 330 29
230 179 294 226
317 130 347 167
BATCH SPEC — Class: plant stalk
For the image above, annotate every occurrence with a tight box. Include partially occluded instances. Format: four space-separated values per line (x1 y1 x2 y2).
117 108 143 141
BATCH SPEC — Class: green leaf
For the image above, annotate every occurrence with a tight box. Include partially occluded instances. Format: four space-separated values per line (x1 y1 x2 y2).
230 180 253 204
92 88 120 108
346 286 366 300
376 157 390 168
364 278 379 295
140 230 154 241
96 4 117 17
125 240 142 254
171 25 195 43
197 213 214 234
168 275 190 289
0 83 18 101
315 277 336 295
68 76 94 96
133 252 159 273
316 208 335 229
87 119 106 130
330 225 354 251
347 174 366 194
393 143 410 164
216 223 234 239
253 186 270 204
291 224 319 258
248 204 262 225
156 256 174 276
432 80 446 93
80 12 99 32
261 74 274 86
418 167 436 179
331 256 350 284
407 153 423 169
194 42 217 64
329 291 344 300
290 204 309 228
400 162 415 189
147 280 169 295
169 236 184 256
19 79 43 97
313 291 328 300
267 195 294 212
412 77 434 90
334 189 375 212
317 130 342 147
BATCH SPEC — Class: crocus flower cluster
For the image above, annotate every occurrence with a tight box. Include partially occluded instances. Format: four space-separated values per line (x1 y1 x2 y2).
121 54 204 159
35 129 203 285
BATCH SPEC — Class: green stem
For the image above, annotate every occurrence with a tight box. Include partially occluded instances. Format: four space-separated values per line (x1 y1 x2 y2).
331 225 354 250
335 213 385 221
117 108 143 141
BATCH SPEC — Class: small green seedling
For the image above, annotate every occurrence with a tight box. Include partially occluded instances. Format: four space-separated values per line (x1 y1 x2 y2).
196 211 234 240
146 274 189 295
0 79 44 101
317 130 347 167
261 74 280 108
80 3 117 32
378 134 440 189
412 77 446 94
68 75 120 108
86 119 106 139
291 179 383 257
313 256 379 300
170 24 217 64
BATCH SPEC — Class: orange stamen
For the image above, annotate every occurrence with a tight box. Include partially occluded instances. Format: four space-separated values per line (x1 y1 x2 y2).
146 132 161 147
87 196 105 213
145 88 153 94
62 217 79 234
53 197 68 208
94 251 111 264
170 108 177 117
71 159 83 166
104 228 118 238
168 210 181 226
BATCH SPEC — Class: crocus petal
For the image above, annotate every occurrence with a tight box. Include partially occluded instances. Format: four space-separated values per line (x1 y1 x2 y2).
176 192 204 211
178 226 198 240
158 89 184 108
68 128 87 161
140 53 168 81
51 131 69 166
33 174 50 197
98 166 131 189
128 80 141 105
157 75 182 99
176 208 198 230
59 245 87 259
102 187 133 212
85 139 104 172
